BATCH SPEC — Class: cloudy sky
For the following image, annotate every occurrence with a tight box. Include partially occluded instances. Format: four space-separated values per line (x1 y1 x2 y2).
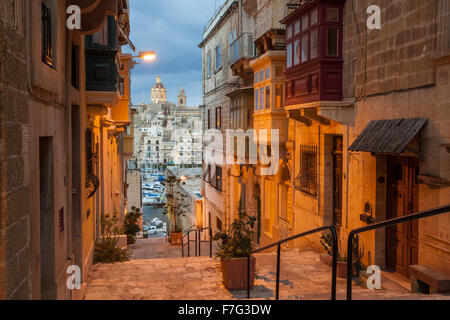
128 0 226 106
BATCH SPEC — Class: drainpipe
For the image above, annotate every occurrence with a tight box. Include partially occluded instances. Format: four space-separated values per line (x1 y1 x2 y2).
346 125 349 229
65 12 73 263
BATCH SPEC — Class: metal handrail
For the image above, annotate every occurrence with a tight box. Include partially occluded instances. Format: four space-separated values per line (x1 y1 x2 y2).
198 227 213 258
181 227 197 258
247 225 338 300
346 204 450 300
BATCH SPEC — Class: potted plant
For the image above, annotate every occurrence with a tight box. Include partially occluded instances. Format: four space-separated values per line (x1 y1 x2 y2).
162 175 186 245
94 213 129 263
170 225 183 245
320 234 363 278
124 207 142 244
217 210 257 290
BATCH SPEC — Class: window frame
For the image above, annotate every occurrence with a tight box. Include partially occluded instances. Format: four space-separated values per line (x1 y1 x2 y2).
215 107 222 129
41 2 55 69
215 44 222 71
285 5 342 70
294 144 318 196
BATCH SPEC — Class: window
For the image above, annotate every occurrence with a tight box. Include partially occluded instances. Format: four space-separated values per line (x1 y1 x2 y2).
287 24 292 39
301 35 309 62
229 29 238 62
255 88 259 111
211 166 222 191
301 15 309 31
294 145 317 196
327 28 338 56
215 44 222 70
265 86 270 109
207 109 211 129
259 70 264 82
311 9 318 25
275 84 283 108
294 40 300 65
92 21 109 46
119 76 125 95
287 43 292 68
310 29 318 59
265 67 270 79
260 87 264 110
207 51 211 77
255 72 259 83
294 20 300 35
215 107 221 129
41 3 54 68
326 7 339 22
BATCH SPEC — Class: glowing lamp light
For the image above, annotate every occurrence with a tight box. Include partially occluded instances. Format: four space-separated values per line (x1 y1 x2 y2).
139 51 156 61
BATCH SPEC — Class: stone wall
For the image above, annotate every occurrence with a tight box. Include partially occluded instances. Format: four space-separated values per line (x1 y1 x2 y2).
0 0 31 300
342 0 450 273
343 0 438 99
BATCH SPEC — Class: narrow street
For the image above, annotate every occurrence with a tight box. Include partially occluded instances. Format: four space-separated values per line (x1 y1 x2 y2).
85 248 450 300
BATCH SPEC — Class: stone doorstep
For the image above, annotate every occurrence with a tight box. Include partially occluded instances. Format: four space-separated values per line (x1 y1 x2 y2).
381 270 412 292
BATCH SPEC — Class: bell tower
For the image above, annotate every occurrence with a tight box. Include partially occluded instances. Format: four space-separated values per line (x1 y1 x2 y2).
177 87 186 108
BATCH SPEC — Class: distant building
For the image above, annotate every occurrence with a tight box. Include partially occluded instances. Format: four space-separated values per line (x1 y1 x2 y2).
151 75 167 103
133 77 203 169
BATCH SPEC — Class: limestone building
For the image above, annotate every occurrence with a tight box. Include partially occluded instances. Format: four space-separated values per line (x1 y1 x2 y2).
281 0 450 279
0 0 134 299
134 78 203 169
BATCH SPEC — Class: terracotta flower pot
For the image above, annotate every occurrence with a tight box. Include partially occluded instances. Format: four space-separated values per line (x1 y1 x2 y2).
170 232 182 245
221 256 256 290
337 260 357 278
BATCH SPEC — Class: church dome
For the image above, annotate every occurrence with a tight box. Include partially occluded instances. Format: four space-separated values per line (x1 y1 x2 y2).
152 76 165 89
151 76 167 103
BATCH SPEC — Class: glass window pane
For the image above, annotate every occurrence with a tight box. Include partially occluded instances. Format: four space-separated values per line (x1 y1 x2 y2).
260 70 264 82
275 84 283 108
326 7 339 21
287 24 292 38
260 88 264 110
255 88 259 111
287 43 292 68
294 40 300 65
301 15 309 31
265 86 270 109
294 20 300 35
255 72 259 83
327 29 338 56
266 67 270 79
311 9 318 25
301 35 309 62
311 29 318 59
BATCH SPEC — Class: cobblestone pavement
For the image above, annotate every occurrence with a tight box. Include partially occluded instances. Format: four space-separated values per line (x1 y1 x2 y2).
85 247 450 300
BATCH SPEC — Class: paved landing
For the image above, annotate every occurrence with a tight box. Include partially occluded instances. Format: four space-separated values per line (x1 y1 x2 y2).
85 248 450 300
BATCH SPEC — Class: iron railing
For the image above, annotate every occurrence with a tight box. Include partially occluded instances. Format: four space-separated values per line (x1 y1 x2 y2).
197 227 213 258
181 227 197 258
346 204 450 300
181 227 213 258
247 226 338 300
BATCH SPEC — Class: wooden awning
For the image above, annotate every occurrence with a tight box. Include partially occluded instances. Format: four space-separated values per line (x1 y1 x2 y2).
349 118 428 154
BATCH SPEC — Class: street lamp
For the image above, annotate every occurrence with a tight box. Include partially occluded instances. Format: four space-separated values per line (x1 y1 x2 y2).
135 50 156 61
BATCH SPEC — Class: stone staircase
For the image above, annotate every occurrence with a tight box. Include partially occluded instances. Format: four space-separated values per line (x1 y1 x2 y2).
84 242 450 300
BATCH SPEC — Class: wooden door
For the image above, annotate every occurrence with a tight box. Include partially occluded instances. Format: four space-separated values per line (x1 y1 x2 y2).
386 156 419 278
333 136 343 236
